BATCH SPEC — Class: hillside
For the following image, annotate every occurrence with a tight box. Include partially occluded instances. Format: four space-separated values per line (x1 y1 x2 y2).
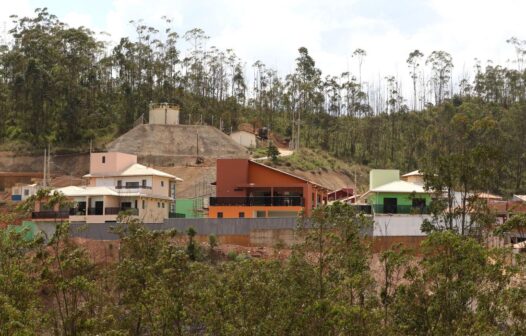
106 124 249 166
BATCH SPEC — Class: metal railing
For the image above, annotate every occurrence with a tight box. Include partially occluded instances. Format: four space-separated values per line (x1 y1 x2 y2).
352 204 372 214
372 204 430 215
105 207 139 215
31 211 69 219
209 196 304 207
115 185 152 190
87 208 104 215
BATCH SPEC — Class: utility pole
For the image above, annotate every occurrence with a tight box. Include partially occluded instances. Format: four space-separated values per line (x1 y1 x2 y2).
43 148 47 188
47 144 51 186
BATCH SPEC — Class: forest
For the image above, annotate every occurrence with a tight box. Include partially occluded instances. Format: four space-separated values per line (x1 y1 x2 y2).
2 199 526 335
1 9 526 195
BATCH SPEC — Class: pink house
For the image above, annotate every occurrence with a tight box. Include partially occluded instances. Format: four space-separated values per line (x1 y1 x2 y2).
31 152 182 224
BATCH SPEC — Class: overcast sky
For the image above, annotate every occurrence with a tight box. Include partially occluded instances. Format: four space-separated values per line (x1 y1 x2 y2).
2 0 525 90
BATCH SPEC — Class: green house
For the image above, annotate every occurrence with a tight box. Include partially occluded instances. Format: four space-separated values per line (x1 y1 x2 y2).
363 169 432 214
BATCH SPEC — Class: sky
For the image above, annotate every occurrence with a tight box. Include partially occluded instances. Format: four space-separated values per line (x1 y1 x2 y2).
1 0 525 92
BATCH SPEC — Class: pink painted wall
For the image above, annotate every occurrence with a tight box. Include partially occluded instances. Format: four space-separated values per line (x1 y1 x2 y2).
89 152 137 176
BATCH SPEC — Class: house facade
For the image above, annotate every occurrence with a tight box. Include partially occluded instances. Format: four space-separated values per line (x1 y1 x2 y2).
359 169 433 238
31 152 182 224
208 159 330 218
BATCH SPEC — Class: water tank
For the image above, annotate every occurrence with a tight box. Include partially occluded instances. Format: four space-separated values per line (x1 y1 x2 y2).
149 104 180 125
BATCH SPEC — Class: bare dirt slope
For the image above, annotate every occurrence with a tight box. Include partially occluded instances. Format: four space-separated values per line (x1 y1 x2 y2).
156 165 216 198
106 124 249 166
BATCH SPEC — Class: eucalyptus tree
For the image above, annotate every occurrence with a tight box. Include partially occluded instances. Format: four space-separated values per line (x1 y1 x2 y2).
426 50 453 104
407 49 424 110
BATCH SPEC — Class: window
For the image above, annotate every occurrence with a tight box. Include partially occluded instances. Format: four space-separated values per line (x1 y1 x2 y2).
161 180 164 187
217 212 223 218
142 200 145 209
117 180 122 188
23 189 29 196
142 179 147 187
256 210 266 218
239 212 245 218
102 156 106 164
162 202 165 208
157 202 160 208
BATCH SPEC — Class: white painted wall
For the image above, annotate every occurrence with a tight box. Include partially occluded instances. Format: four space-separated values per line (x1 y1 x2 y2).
230 131 256 148
373 214 431 237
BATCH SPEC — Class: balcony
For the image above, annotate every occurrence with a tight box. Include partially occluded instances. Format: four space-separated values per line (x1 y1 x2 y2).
209 196 304 207
372 204 430 215
105 207 139 215
115 185 152 190
31 211 69 219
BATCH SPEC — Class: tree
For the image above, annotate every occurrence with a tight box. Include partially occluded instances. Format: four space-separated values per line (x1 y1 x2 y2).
407 50 424 111
426 51 453 104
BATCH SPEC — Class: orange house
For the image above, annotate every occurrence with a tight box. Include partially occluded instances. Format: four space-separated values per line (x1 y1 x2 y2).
209 159 330 218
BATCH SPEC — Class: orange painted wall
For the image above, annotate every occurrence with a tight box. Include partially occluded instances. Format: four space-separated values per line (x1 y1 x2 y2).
209 205 303 218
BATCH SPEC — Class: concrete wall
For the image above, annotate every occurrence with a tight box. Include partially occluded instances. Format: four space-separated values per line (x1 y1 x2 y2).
149 106 180 125
373 214 431 236
230 131 256 148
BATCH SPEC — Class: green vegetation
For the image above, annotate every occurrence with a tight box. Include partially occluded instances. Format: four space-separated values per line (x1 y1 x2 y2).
0 203 524 335
2 9 526 198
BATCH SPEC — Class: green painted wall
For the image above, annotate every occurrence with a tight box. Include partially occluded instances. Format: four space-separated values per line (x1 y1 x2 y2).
369 169 400 189
176 198 205 218
368 192 432 206
7 221 37 241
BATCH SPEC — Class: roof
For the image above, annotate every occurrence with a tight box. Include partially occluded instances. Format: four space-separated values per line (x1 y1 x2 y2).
249 160 331 191
402 170 423 177
514 195 526 202
55 186 119 197
84 163 182 181
477 192 502 200
370 180 427 193
54 186 173 200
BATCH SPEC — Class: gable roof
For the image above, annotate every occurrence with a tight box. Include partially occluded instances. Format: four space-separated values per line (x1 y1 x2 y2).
248 160 330 191
84 163 182 181
370 180 427 193
402 170 423 177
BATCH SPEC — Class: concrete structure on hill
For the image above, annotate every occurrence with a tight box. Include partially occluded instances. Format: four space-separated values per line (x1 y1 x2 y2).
149 103 180 125
230 130 257 148
106 124 249 166
31 152 182 224
209 159 330 218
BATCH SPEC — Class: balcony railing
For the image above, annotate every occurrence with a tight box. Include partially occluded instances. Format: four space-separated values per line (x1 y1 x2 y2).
372 204 430 215
105 207 139 215
352 204 372 214
210 196 304 207
115 185 152 190
169 212 186 218
31 211 69 219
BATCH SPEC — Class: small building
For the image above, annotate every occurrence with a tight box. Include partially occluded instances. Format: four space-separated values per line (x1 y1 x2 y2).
230 130 257 148
11 183 39 202
362 169 431 214
328 187 354 202
209 159 330 218
401 170 424 185
149 103 180 125
31 152 182 224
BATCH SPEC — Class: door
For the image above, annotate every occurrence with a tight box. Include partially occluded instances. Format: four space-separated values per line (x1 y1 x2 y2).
95 201 104 215
383 198 398 214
